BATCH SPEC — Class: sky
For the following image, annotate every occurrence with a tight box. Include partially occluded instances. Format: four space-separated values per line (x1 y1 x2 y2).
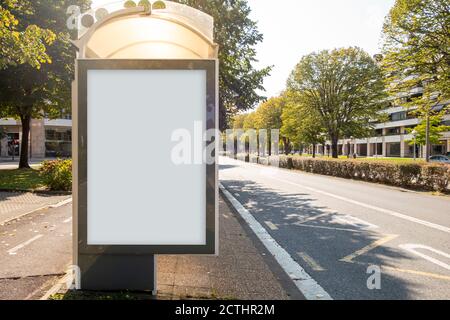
92 0 396 98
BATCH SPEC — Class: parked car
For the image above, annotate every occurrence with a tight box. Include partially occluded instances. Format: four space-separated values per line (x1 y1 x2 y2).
429 155 450 164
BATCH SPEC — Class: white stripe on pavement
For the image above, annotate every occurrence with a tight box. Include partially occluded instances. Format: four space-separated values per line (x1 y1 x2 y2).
7 234 43 255
220 183 332 300
399 244 450 271
268 176 450 234
50 198 72 208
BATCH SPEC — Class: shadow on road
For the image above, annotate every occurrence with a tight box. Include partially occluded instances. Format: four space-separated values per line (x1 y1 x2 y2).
221 178 420 300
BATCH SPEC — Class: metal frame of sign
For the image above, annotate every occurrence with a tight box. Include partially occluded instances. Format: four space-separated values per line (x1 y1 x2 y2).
74 59 218 255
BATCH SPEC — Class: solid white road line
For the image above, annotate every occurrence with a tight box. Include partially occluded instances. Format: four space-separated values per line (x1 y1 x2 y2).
399 244 450 271
50 198 72 208
7 234 43 255
268 176 450 234
220 183 332 300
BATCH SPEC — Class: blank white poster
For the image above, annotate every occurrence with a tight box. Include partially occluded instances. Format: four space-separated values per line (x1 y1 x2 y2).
87 69 206 245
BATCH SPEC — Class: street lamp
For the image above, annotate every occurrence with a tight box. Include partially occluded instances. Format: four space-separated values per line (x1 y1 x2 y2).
412 129 417 161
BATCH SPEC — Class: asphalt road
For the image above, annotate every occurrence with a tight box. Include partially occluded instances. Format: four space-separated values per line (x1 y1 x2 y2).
219 156 450 300
0 203 72 299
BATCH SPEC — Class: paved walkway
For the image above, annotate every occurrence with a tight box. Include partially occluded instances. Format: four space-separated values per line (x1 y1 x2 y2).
156 196 294 300
0 159 49 170
0 192 71 225
43 195 297 300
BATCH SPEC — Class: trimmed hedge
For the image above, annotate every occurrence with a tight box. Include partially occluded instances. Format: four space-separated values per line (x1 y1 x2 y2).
40 159 72 191
238 154 450 192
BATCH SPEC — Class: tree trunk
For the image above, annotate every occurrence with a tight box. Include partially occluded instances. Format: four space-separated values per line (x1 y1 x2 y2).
282 137 291 155
331 135 339 158
312 143 316 158
19 115 31 169
425 112 430 162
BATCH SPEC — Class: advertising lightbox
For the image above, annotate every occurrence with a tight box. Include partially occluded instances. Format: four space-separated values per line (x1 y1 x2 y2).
75 59 217 255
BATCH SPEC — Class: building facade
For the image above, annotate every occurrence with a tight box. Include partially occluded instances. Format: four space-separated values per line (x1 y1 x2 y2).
316 103 450 158
0 117 72 159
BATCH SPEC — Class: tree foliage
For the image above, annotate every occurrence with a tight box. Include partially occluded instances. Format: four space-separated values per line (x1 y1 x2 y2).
173 0 271 129
0 0 90 168
0 0 56 69
382 0 450 103
382 0 450 160
287 47 386 158
406 109 450 146
281 91 325 156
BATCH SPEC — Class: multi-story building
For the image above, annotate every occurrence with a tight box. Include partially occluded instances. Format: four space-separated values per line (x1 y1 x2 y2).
0 117 72 159
316 100 450 158
339 104 449 158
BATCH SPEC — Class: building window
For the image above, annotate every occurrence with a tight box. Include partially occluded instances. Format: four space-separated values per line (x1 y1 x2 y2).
45 129 72 157
386 127 401 136
390 111 407 121
7 133 19 156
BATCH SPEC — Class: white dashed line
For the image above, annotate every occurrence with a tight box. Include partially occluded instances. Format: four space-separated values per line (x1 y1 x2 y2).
63 217 72 223
7 234 43 255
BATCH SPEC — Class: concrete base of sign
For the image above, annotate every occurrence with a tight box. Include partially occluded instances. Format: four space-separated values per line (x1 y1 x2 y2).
77 254 156 293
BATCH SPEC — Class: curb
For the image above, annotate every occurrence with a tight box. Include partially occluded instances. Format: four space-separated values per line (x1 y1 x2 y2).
0 197 73 226
40 270 72 300
0 188 72 195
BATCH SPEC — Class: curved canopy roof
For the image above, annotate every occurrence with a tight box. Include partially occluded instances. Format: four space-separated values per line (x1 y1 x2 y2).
73 1 218 59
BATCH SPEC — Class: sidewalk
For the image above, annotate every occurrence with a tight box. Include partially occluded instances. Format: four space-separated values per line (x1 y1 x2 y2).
49 195 297 300
0 191 71 225
156 195 293 300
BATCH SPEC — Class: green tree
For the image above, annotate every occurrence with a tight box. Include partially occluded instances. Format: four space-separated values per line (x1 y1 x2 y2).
253 96 287 155
0 0 55 69
406 109 450 147
232 113 248 130
287 47 386 158
281 91 325 158
382 0 450 161
243 111 257 131
173 0 271 129
0 0 90 168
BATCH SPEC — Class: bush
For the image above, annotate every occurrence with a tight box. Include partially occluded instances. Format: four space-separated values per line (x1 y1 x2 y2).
40 159 72 191
277 156 449 192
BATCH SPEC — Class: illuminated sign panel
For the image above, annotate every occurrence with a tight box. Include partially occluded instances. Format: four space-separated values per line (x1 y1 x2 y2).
76 59 217 254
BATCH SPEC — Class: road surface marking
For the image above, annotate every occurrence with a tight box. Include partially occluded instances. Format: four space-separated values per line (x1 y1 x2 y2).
264 221 279 230
294 223 367 233
297 252 325 271
0 197 72 226
50 198 72 208
268 176 450 234
63 217 72 223
296 212 333 224
348 260 450 281
399 244 450 271
7 234 43 255
332 214 379 230
340 234 399 263
220 183 332 300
